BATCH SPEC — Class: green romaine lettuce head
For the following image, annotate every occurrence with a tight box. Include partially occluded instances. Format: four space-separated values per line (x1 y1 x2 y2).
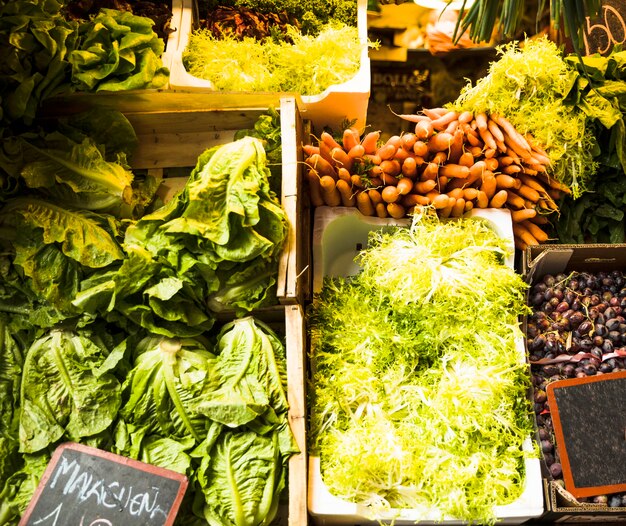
19 329 123 454
70 8 169 92
195 317 290 433
115 335 221 455
19 133 134 213
0 0 77 126
193 317 297 526
122 136 288 321
0 197 124 317
198 430 285 526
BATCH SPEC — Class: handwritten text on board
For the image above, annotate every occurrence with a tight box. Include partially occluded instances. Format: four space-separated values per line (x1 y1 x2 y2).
19 443 188 526
584 0 626 55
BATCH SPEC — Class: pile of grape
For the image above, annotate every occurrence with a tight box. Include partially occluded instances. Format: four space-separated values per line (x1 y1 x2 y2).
527 269 626 506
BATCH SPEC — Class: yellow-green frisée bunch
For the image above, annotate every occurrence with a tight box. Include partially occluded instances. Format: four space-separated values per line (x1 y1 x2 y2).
309 210 534 524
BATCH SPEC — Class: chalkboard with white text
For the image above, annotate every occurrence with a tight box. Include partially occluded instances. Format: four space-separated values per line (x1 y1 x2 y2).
583 0 626 56
19 442 188 526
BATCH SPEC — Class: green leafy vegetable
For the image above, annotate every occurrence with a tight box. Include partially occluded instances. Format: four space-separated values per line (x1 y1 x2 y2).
0 316 23 437
198 0 357 35
183 23 363 96
19 329 123 453
124 136 288 319
194 317 297 526
0 0 77 126
20 136 134 210
309 211 534 524
452 37 596 198
70 8 169 92
0 197 124 316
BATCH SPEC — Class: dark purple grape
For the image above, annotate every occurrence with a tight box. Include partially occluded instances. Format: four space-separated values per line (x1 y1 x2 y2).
570 311 585 327
590 294 602 306
608 495 622 508
591 347 603 360
549 462 563 479
606 318 621 332
595 323 608 337
583 363 598 375
563 364 576 377
541 439 554 453
528 334 546 352
578 320 593 335
542 364 560 377
600 362 614 374
610 297 621 308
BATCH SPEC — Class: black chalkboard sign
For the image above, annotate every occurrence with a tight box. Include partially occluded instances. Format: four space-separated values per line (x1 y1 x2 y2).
547 370 626 498
19 442 188 526
583 0 626 56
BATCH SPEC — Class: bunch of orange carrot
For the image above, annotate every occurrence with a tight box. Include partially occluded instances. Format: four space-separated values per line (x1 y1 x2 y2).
304 107 569 250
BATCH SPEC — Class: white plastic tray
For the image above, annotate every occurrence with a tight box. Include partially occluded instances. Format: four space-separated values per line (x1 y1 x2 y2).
167 0 370 132
308 207 543 525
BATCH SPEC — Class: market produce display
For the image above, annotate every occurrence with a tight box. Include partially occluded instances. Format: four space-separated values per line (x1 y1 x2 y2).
527 270 626 506
308 210 535 524
0 0 170 128
306 36 626 248
0 108 297 525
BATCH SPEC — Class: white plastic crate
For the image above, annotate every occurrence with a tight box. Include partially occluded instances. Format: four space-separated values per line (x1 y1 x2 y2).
311 206 515 293
167 0 370 133
308 206 544 525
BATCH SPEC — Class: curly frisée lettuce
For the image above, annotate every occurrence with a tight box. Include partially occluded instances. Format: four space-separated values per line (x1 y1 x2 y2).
183 23 363 95
452 37 596 199
308 211 535 524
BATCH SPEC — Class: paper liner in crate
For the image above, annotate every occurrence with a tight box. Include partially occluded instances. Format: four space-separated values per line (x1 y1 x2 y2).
308 206 543 525
168 0 370 133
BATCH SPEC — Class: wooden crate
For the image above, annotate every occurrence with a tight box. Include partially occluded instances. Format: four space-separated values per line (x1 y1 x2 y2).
40 95 309 304
118 96 308 306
